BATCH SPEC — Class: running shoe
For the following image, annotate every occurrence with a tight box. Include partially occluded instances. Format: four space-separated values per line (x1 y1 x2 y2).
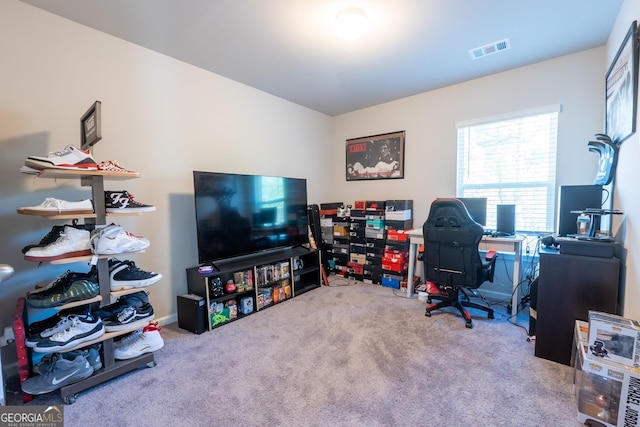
94 291 149 320
105 191 155 213
21 353 94 395
25 145 98 171
33 314 105 353
114 322 164 360
90 224 150 255
33 343 102 374
18 198 93 215
109 258 162 291
24 226 92 262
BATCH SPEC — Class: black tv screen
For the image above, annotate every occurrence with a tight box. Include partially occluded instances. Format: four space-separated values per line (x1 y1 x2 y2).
193 171 309 264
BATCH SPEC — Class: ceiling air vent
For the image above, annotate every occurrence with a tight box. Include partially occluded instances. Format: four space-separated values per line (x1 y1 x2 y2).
469 38 511 60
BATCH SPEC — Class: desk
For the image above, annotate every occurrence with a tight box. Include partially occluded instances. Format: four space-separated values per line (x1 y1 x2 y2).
406 228 524 324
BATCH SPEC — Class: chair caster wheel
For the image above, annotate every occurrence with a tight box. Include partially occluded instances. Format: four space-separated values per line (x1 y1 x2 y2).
425 311 431 317
465 322 473 329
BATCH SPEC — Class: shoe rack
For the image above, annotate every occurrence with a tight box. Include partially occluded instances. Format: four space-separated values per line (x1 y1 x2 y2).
17 168 158 404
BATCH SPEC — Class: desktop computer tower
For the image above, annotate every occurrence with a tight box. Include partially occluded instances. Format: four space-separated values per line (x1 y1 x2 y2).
177 294 207 334
557 185 603 236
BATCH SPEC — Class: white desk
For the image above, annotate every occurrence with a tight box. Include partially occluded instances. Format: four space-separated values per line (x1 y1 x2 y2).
406 228 524 324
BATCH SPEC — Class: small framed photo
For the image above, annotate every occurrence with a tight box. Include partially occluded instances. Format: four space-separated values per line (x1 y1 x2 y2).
605 21 638 144
80 100 102 150
346 130 405 181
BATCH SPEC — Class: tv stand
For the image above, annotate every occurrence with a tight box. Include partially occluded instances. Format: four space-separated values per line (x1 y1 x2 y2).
184 247 320 332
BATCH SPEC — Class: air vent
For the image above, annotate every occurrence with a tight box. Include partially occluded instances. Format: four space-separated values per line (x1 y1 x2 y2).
469 38 511 60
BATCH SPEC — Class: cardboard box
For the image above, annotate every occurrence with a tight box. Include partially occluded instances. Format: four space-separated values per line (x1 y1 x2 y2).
576 341 640 427
588 311 640 368
385 209 412 221
385 200 413 211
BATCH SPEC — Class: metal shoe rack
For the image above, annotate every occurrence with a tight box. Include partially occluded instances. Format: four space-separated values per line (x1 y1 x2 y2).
16 169 156 404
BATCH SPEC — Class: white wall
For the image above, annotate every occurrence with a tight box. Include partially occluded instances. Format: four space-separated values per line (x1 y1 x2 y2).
607 1 640 319
0 1 332 331
331 48 605 227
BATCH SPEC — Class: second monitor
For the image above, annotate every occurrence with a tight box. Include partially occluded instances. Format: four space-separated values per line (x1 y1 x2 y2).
457 197 487 226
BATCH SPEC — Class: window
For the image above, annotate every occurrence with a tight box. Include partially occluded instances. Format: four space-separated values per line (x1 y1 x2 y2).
456 105 561 233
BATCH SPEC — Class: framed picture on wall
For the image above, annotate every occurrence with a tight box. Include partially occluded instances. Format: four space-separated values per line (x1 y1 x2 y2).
605 21 638 144
345 131 405 181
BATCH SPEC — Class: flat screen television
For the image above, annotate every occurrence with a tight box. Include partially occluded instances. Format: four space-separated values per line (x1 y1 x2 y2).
457 197 487 226
193 171 309 264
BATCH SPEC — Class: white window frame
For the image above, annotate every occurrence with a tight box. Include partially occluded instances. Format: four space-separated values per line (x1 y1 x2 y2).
456 104 562 233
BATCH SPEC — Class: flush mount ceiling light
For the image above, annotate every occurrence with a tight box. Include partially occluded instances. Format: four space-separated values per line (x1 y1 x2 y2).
335 7 368 41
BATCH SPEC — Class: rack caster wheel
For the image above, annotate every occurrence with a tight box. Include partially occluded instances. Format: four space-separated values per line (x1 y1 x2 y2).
488 312 494 319
146 361 157 368
465 322 473 329
425 311 431 317
63 394 77 404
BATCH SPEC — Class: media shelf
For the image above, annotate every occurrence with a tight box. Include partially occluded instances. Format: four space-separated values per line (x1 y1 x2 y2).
185 246 320 332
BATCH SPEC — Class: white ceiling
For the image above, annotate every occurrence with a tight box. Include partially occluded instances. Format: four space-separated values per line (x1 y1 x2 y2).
20 0 623 116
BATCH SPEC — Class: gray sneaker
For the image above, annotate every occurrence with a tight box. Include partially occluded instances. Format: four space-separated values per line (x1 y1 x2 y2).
21 353 94 395
33 344 102 374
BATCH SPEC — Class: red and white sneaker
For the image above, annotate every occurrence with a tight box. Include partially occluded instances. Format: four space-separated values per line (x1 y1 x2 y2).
97 160 136 174
25 145 98 171
114 322 164 360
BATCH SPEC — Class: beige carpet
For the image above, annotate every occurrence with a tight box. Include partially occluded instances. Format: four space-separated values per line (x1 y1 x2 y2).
10 278 579 426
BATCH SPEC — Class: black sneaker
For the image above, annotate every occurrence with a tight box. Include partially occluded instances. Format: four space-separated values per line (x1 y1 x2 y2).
26 308 93 348
104 303 154 332
109 258 162 291
33 313 105 353
22 224 94 254
27 270 99 308
104 191 155 213
94 290 149 320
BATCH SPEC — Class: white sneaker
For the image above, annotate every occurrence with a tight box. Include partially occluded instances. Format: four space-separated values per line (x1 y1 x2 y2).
114 322 164 360
24 226 92 261
25 145 98 171
18 198 93 215
91 224 150 255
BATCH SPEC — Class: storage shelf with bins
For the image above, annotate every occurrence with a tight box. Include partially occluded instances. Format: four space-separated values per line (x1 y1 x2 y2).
16 168 157 404
185 246 320 332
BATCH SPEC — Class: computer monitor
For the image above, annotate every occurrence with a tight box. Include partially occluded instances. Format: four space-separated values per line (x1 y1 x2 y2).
557 185 603 236
457 197 487 226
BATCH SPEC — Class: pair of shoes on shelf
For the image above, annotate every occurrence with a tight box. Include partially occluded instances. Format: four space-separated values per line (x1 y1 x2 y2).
91 224 150 255
32 313 105 353
21 352 96 395
23 226 93 262
109 258 162 291
19 191 154 215
114 322 164 360
24 145 98 171
33 343 102 375
26 268 99 308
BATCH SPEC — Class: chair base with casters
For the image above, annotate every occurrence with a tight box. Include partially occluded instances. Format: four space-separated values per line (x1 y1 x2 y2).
425 283 494 329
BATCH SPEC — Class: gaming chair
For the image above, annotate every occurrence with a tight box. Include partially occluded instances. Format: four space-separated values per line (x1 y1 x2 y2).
422 198 497 328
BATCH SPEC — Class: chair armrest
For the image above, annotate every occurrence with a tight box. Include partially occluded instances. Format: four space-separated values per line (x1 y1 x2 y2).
485 250 497 261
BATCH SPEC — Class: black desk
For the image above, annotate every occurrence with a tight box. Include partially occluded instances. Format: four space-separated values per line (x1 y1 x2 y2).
535 249 620 366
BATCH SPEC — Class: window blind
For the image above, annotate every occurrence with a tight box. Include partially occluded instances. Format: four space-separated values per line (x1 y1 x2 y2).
456 106 560 233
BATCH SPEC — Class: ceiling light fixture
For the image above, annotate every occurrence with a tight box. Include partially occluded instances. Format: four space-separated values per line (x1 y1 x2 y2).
335 7 368 41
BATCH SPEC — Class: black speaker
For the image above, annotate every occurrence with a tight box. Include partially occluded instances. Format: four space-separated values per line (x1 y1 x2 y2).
177 294 207 334
557 185 602 236
496 204 516 235
529 277 538 337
